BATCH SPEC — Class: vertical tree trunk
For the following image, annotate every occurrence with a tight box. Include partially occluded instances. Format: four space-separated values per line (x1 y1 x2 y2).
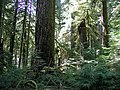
102 0 109 47
70 20 74 50
35 0 55 68
0 0 3 45
78 19 88 59
22 30 26 68
0 0 3 31
26 10 31 67
56 0 62 66
9 0 18 67
78 19 88 49
0 0 4 73
98 15 103 47
19 0 28 68
56 0 62 38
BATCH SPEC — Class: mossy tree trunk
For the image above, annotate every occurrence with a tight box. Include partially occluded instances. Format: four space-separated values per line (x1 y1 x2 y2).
35 0 55 68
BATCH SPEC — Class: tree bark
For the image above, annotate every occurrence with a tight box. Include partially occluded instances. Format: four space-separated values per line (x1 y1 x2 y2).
98 15 103 47
78 19 88 60
35 0 55 68
19 0 28 68
56 0 62 39
0 0 3 44
78 19 88 49
0 0 4 73
26 9 31 67
9 0 18 67
102 0 109 47
70 21 74 49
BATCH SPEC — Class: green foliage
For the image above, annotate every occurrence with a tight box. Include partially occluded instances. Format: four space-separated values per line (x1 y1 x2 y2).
16 80 38 90
0 67 38 90
35 67 64 88
83 48 96 60
63 63 119 90
0 68 24 89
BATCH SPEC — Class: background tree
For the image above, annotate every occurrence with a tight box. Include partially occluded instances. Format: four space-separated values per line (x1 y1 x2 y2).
0 0 4 72
102 0 109 47
19 0 28 68
9 0 18 67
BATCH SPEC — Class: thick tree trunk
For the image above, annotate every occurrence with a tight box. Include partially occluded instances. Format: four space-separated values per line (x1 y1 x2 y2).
35 0 55 68
9 0 18 67
102 0 109 47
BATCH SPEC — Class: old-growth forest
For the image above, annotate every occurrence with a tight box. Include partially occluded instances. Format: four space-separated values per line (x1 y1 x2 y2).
0 0 120 90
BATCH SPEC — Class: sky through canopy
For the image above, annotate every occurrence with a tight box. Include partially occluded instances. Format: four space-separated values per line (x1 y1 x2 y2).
17 0 36 15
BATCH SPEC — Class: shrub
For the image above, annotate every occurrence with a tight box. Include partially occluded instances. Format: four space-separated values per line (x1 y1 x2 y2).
64 63 118 90
0 68 24 90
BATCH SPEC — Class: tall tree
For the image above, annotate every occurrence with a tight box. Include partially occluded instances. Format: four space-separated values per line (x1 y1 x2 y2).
70 14 75 50
102 0 109 47
35 0 55 68
26 6 32 67
78 19 89 59
98 15 103 47
78 19 88 48
19 0 28 68
9 0 18 67
0 0 3 30
0 0 4 73
0 0 3 47
22 0 29 68
56 0 62 39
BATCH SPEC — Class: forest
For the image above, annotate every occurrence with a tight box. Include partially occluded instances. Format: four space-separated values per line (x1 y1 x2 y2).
0 0 120 90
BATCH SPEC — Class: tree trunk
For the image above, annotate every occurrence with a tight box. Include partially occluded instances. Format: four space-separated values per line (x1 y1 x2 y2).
35 0 55 68
19 0 28 68
56 0 62 39
9 0 18 67
26 9 31 67
70 21 74 49
98 15 103 47
56 0 62 66
0 0 3 45
0 0 4 73
78 19 88 49
102 0 109 47
78 19 88 60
